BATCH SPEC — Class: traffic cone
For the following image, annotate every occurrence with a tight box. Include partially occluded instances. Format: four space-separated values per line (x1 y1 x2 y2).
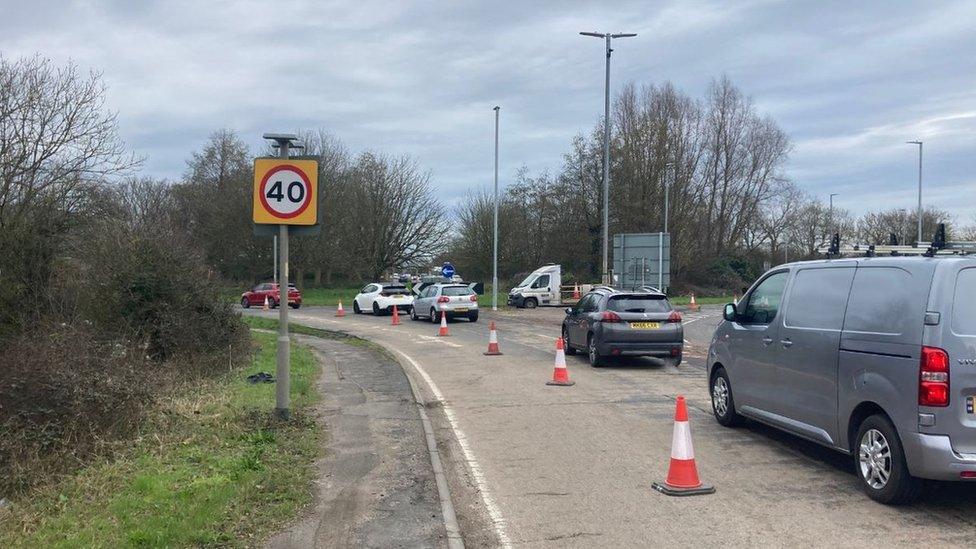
263 295 270 311
391 305 400 325
484 321 502 356
652 395 715 496
573 283 581 300
688 293 700 312
733 294 739 306
335 301 346 317
438 310 450 337
546 338 575 386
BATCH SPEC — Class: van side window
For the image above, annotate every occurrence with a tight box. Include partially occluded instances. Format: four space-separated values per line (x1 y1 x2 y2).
784 268 854 330
844 267 916 335
952 268 976 336
532 275 550 289
742 271 788 325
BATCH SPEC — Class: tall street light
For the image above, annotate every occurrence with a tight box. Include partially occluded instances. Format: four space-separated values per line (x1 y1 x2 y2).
580 30 637 284
492 106 500 311
829 192 839 235
907 140 923 244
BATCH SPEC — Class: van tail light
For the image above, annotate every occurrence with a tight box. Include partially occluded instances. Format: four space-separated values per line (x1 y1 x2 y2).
601 311 621 322
919 346 950 407
469 295 478 302
437 296 450 303
667 311 682 323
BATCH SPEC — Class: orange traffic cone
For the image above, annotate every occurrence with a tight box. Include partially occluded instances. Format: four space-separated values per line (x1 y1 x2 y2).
546 338 575 386
438 310 450 337
263 295 270 311
391 305 400 325
688 293 700 312
335 301 346 317
484 321 502 356
733 294 739 306
652 395 715 496
573 283 581 300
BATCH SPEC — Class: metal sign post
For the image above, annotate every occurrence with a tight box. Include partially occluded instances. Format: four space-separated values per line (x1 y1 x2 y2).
254 133 318 421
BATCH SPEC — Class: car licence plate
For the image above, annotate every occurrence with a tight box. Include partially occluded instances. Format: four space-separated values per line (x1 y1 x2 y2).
454 307 468 312
629 322 660 329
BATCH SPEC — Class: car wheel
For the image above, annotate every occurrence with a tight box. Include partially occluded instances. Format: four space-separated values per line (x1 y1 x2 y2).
291 303 300 309
411 306 420 321
241 297 250 309
373 302 381 316
270 298 279 309
353 301 362 314
710 367 741 427
587 334 604 367
855 414 923 504
468 311 478 322
430 308 439 323
562 326 577 355
524 298 538 309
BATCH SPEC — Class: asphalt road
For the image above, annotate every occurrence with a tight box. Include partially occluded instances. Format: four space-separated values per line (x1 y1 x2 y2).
246 304 976 547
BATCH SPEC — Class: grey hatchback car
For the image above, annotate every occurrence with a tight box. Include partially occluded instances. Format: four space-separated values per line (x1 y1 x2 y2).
708 255 976 504
562 287 683 367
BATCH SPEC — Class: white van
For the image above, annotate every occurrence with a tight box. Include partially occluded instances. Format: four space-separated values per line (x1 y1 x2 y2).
508 265 591 308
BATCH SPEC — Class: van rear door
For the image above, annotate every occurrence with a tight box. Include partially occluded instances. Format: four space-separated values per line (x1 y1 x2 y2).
928 264 976 454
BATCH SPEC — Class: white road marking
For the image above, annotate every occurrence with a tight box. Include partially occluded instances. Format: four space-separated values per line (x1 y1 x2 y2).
394 349 512 548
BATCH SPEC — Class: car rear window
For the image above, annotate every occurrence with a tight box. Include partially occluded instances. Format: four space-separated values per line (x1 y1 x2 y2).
442 286 474 296
952 268 976 336
381 286 410 295
607 296 671 313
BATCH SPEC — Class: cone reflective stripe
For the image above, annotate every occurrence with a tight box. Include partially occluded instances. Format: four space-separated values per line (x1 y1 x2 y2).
572 283 581 300
546 337 574 386
484 321 503 355
652 395 714 496
392 305 400 325
335 301 346 317
263 295 270 311
438 310 450 337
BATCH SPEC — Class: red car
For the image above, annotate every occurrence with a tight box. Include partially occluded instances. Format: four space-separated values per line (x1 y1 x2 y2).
241 283 302 309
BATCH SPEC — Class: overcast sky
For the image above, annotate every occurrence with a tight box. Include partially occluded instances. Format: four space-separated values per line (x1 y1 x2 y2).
3 0 975 220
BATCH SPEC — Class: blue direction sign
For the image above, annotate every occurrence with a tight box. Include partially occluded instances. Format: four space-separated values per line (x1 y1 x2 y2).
441 262 455 279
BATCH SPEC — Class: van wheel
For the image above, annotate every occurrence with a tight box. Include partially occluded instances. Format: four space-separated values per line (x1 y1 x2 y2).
524 298 538 309
855 414 923 504
587 334 604 367
710 368 741 427
562 326 576 355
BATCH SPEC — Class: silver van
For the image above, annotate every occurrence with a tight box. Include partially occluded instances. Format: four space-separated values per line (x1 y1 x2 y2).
708 255 976 503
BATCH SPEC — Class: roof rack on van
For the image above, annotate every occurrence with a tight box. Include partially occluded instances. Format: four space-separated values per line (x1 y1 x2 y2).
818 224 976 258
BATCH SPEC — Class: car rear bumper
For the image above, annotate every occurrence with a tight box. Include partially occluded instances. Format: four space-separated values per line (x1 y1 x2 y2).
437 306 478 316
596 340 683 357
903 432 976 480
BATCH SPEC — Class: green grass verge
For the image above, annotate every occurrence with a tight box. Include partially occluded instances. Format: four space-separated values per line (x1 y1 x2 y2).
670 295 733 306
0 331 321 548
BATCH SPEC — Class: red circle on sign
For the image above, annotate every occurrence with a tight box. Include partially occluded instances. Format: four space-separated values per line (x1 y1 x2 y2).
259 164 314 219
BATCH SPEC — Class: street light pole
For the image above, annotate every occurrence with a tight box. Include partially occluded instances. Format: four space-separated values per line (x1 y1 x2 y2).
580 31 636 284
829 192 839 234
492 106 500 311
907 141 923 243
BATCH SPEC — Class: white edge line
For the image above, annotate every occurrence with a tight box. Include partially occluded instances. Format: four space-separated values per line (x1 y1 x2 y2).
394 349 513 549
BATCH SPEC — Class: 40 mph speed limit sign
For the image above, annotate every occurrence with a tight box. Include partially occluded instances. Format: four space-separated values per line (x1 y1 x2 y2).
253 158 318 225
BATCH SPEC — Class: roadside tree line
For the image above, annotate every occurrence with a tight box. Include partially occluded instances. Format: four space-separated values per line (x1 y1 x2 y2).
449 77 967 292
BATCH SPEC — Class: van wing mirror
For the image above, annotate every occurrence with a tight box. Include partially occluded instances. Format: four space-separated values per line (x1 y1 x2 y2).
723 303 737 322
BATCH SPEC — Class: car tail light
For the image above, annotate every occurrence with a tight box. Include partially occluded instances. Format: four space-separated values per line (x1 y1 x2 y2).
601 311 621 322
960 471 976 479
469 295 478 302
667 311 682 323
437 296 450 303
919 346 950 407
671 346 681 357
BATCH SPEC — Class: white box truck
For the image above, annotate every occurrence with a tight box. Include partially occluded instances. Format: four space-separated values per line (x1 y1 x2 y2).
506 264 593 308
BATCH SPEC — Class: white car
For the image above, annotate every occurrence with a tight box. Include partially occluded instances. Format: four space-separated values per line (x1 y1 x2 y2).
353 283 414 316
411 283 479 322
